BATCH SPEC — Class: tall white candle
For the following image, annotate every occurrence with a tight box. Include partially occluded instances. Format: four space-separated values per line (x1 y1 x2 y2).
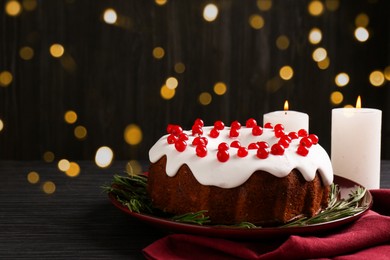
331 99 382 189
263 101 309 133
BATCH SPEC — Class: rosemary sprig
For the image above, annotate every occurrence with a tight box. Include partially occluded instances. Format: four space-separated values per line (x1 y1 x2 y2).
282 184 368 227
102 174 153 214
171 210 211 225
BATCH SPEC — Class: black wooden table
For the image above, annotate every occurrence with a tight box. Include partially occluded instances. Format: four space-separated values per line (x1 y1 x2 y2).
1 161 389 259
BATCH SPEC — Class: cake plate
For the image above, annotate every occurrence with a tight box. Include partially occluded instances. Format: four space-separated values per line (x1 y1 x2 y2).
108 175 372 239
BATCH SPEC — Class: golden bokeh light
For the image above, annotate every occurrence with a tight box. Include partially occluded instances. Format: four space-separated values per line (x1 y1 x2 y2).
42 181 56 194
384 66 390 81
64 110 78 124
0 71 13 87
203 3 218 22
174 62 185 74
103 8 117 24
265 77 283 93
74 125 87 140
155 0 168 6
60 54 77 72
50 44 65 58
369 70 385 87
308 28 322 44
160 85 175 100
308 1 324 16
276 35 290 50
152 47 165 59
0 119 4 132
124 124 143 145
65 162 80 177
199 92 212 105
257 0 272 11
344 104 354 108
330 91 344 105
325 0 339 11
19 46 34 60
126 160 142 175
58 159 70 172
213 82 227 95
335 73 350 87
166 77 178 89
355 13 369 27
22 0 37 11
43 151 55 162
27 171 40 184
317 57 330 70
312 47 327 62
279 66 294 80
95 146 114 168
249 14 265 30
354 27 369 42
5 0 22 16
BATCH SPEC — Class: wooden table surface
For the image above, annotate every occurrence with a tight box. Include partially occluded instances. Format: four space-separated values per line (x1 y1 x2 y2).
1 160 389 259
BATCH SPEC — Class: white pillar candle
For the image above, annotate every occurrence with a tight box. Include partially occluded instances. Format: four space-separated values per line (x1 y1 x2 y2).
331 104 382 189
263 101 309 133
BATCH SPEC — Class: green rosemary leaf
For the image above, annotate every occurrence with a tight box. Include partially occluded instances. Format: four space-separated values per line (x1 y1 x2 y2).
171 210 210 225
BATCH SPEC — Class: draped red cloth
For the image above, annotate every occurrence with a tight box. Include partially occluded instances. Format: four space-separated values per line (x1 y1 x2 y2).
143 189 390 260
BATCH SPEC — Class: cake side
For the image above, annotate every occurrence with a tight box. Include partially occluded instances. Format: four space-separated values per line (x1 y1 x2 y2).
148 156 330 226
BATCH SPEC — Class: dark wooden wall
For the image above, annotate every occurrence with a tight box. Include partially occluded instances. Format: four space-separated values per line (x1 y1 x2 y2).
0 0 389 161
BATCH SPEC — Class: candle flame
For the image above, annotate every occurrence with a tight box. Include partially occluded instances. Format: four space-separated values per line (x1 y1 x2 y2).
284 100 289 111
356 96 362 109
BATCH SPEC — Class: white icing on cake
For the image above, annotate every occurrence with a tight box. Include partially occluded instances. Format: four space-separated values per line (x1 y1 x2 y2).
149 125 334 188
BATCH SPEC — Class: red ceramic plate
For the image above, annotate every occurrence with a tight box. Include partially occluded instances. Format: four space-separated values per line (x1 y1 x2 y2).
109 175 372 239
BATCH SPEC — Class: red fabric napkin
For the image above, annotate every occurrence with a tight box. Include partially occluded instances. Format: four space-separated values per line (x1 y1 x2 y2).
143 189 390 260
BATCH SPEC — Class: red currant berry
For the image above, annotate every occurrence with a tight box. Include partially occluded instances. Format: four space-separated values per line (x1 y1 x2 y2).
230 120 241 129
275 129 285 138
298 129 308 137
171 125 183 136
166 124 174 134
248 143 260 150
179 133 189 141
217 149 229 162
264 122 273 129
194 118 204 127
297 145 309 156
237 147 248 157
245 118 257 128
230 140 241 148
271 143 285 155
218 142 229 151
229 128 239 137
288 132 299 140
209 128 219 138
308 134 319 145
214 120 225 130
200 137 208 145
167 134 178 144
300 137 313 148
257 147 269 159
252 125 263 136
278 138 290 148
175 140 187 152
274 124 284 132
196 145 207 157
257 141 269 149
192 125 203 136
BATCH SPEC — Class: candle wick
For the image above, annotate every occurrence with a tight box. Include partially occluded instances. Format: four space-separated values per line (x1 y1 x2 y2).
284 111 287 115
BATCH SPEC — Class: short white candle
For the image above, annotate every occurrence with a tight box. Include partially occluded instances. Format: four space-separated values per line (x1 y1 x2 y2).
263 101 309 133
331 97 382 189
